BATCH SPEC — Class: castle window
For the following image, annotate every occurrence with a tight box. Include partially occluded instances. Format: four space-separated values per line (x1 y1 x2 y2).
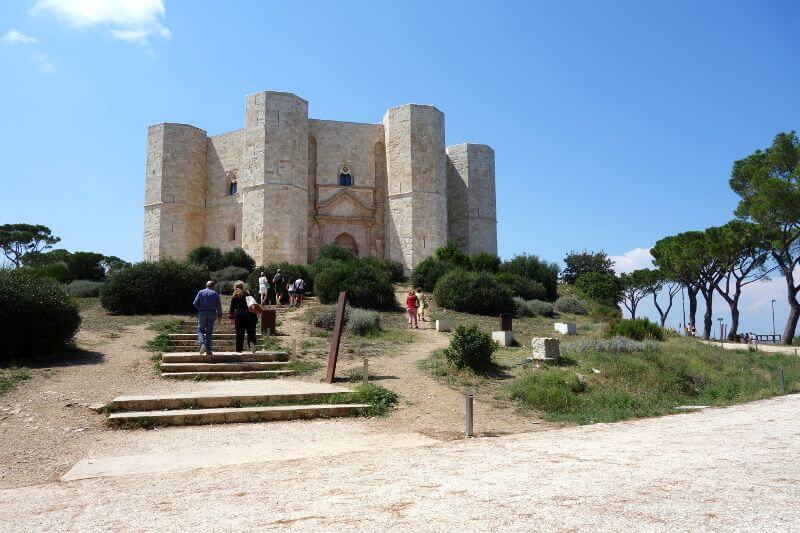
226 171 238 195
227 225 236 241
338 165 353 187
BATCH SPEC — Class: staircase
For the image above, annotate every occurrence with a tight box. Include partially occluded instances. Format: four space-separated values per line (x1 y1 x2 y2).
105 390 370 427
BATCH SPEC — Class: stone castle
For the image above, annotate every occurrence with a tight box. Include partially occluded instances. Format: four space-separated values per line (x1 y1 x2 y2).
144 90 497 270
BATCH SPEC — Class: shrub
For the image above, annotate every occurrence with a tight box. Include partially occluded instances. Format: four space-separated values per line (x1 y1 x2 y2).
500 254 560 301
590 303 623 323
317 244 356 262
554 296 588 315
0 269 81 361
604 318 665 341
561 336 660 354
444 324 497 370
495 272 547 300
513 297 555 318
187 245 225 271
471 252 501 273
351 383 398 416
411 257 454 292
314 260 395 310
100 259 209 314
65 280 104 298
434 269 514 315
346 308 381 336
211 266 249 283
575 271 623 305
311 304 351 330
434 242 471 268
216 280 236 295
222 247 256 271
38 261 72 283
64 251 105 281
360 256 405 283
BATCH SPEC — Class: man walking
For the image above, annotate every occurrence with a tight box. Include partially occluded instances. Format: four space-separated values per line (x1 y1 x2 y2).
193 280 222 355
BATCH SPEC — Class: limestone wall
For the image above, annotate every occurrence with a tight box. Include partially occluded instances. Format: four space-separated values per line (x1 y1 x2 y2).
206 129 244 251
242 91 309 265
143 123 207 260
445 143 497 255
383 104 448 270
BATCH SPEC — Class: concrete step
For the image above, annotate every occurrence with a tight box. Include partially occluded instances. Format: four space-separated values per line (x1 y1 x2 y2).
160 361 290 373
108 391 354 411
107 403 369 427
168 333 263 339
160 370 294 380
162 345 280 353
161 352 289 363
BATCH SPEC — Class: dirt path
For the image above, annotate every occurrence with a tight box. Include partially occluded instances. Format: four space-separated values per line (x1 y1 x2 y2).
3 393 799 531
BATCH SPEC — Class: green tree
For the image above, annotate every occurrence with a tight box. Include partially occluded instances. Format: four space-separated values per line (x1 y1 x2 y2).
562 250 615 284
101 255 131 276
730 131 800 344
186 245 224 271
619 269 653 319
574 271 622 305
500 254 560 301
434 242 471 268
65 251 105 281
652 233 703 333
0 224 60 268
222 247 256 271
470 252 501 273
643 269 682 327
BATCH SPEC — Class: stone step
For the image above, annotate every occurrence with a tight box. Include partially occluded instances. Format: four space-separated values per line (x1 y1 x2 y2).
162 346 280 353
167 341 264 348
160 361 290 373
161 352 289 363
107 403 369 427
160 370 294 380
168 333 263 339
108 391 354 411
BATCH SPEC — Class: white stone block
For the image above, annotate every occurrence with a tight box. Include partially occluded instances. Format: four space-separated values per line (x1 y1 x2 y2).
436 320 451 332
554 322 577 335
532 337 560 361
491 330 515 347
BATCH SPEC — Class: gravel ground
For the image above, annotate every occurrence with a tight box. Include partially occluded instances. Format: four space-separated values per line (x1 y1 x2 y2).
2 394 799 532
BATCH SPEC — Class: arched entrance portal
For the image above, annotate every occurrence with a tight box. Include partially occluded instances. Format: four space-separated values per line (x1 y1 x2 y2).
334 233 359 257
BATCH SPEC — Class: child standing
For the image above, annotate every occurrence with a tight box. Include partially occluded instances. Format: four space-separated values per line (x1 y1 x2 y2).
415 287 428 322
406 289 419 329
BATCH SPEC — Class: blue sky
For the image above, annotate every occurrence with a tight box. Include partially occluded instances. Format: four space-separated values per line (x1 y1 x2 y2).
2 0 799 334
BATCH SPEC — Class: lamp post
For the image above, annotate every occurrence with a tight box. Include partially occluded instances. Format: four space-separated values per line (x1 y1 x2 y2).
771 299 777 343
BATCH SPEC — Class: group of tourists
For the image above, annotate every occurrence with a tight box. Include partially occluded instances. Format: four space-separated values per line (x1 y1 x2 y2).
405 287 428 329
193 269 307 356
257 269 306 308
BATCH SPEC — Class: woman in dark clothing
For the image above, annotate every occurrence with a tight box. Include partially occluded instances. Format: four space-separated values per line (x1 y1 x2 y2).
229 281 258 353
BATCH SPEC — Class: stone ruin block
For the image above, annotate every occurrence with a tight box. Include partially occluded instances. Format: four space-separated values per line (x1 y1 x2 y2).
554 322 577 335
436 320 451 332
531 337 560 361
491 330 514 347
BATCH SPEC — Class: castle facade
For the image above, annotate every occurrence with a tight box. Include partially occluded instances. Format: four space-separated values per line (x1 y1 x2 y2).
144 91 497 270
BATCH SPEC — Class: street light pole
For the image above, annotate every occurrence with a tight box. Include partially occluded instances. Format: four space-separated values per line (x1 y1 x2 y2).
771 299 776 343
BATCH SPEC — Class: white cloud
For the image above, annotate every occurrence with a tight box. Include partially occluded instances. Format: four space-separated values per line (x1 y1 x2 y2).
610 247 654 274
33 52 54 73
2 29 38 44
32 0 170 45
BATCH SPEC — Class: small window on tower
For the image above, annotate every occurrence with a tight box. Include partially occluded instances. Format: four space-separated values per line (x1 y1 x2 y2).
227 225 236 241
227 171 238 195
338 165 353 186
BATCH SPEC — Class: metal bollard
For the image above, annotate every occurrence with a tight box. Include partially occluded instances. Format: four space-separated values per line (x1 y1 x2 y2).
362 357 369 383
465 392 474 437
778 367 785 394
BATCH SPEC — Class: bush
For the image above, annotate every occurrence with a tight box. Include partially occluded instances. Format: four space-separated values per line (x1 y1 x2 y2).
500 254 560 301
351 383 398 416
434 242 471 268
187 245 225 271
513 297 555 318
444 324 497 370
65 280 104 298
100 259 209 314
360 256 405 283
346 308 381 336
211 266 249 283
561 336 660 355
604 318 665 341
216 280 236 295
311 304 351 330
554 296 588 315
38 261 72 283
495 272 547 300
314 260 395 310
0 269 81 361
590 303 623 323
575 271 622 305
471 252 501 273
411 257 454 292
64 251 105 281
434 269 514 315
222 247 256 271
318 244 356 262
